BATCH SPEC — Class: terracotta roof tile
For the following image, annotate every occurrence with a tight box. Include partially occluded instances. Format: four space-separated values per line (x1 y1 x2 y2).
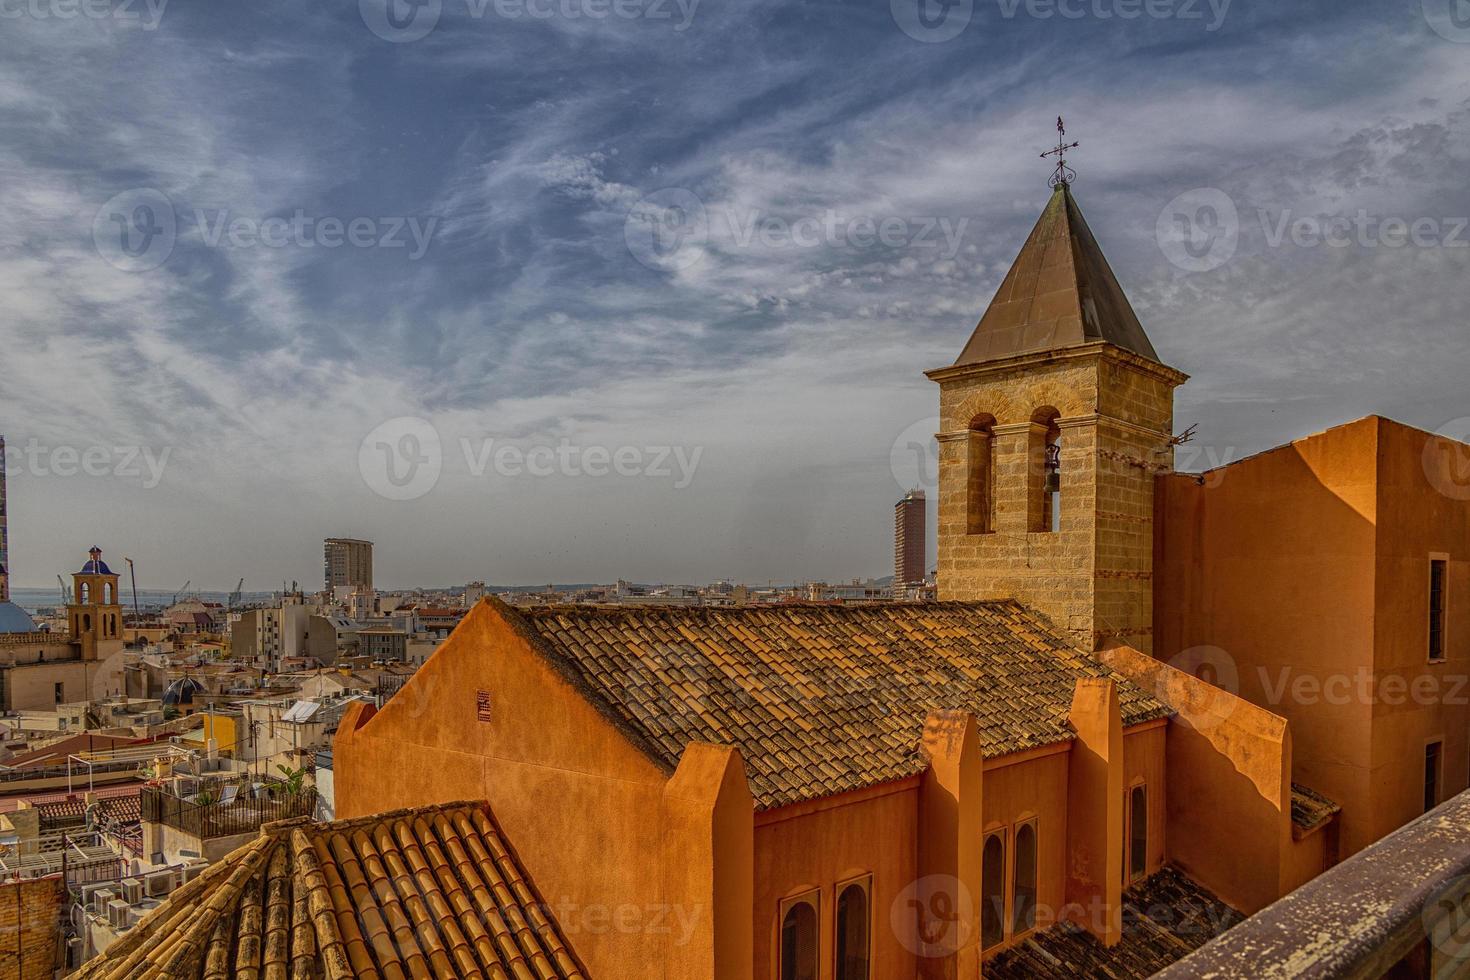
75 801 590 980
505 600 1171 811
1290 783 1341 837
987 868 1243 979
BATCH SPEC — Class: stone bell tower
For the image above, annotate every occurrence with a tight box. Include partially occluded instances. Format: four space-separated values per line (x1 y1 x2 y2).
69 546 123 660
926 183 1187 653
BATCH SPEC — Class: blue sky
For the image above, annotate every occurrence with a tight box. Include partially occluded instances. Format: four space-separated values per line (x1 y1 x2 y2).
2 0 1468 589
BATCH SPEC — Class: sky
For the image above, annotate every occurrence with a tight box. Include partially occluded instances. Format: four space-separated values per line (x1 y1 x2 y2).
1 0 1468 591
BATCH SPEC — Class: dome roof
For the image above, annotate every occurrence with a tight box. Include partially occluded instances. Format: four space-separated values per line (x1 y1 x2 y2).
162 675 206 706
0 602 37 635
79 546 114 576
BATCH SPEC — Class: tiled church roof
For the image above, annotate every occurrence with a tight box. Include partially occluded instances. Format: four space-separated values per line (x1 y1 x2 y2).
507 600 1171 811
76 801 589 980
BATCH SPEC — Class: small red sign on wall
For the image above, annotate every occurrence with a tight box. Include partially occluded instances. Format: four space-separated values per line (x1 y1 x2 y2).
476 690 492 723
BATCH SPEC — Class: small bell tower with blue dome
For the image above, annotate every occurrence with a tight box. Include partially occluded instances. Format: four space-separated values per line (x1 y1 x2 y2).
69 546 122 657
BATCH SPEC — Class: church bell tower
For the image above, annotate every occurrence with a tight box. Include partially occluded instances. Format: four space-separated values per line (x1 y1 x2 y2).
927 181 1187 653
70 546 122 660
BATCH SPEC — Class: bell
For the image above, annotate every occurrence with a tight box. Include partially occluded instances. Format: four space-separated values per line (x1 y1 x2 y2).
1044 470 1060 494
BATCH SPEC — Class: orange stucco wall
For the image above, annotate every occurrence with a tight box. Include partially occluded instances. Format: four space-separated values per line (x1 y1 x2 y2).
1157 416 1470 858
1369 420 1470 843
1157 417 1378 855
752 781 919 980
335 603 690 980
980 746 1070 957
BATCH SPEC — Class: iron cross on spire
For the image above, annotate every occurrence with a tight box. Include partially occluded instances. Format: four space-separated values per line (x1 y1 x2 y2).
1041 116 1080 188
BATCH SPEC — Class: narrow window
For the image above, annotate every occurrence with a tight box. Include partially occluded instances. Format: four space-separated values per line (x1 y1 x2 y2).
836 878 870 980
981 831 1006 950
780 894 818 980
1430 558 1448 662
1129 785 1148 882
1029 408 1062 533
1013 821 1038 935
967 416 996 535
1426 741 1443 813
53 683 64 705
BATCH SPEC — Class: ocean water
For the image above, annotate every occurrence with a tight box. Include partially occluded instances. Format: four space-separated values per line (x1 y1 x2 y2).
7 587 278 614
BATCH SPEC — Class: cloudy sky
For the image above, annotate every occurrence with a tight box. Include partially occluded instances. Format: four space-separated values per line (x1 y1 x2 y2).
1 0 1468 590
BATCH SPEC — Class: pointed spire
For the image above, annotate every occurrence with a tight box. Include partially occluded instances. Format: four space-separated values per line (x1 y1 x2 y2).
954 184 1160 367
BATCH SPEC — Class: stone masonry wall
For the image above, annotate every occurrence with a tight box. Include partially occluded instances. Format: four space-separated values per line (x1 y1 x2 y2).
934 345 1182 652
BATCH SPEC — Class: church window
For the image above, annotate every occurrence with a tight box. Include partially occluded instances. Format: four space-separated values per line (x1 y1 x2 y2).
968 415 996 534
80 582 90 604
780 892 819 980
53 683 64 705
1430 558 1448 662
1426 741 1443 813
835 876 870 980
1128 785 1148 882
1030 408 1062 533
981 830 1006 949
1012 820 1038 935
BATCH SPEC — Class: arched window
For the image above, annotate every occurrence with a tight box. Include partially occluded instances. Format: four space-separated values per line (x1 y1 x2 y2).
1129 785 1148 883
105 583 114 604
780 893 819 980
981 831 1006 950
1029 408 1062 533
82 614 91 633
967 415 997 534
1013 821 1038 935
80 582 91 604
836 877 871 980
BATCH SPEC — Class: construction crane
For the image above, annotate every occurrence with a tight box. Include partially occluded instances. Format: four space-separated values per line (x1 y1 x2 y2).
172 580 190 605
228 578 244 610
55 574 68 607
122 556 141 620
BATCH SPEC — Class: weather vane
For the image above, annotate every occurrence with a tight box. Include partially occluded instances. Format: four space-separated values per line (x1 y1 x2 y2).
1041 116 1079 187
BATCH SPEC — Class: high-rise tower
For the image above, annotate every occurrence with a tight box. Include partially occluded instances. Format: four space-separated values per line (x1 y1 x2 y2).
324 538 374 592
926 184 1187 652
894 489 927 588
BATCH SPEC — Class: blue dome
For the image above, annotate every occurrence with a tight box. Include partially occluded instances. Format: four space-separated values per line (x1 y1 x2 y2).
162 676 205 706
0 602 36 634
79 560 114 575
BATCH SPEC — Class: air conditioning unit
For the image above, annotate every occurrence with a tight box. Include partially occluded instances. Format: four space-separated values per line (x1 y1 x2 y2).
90 888 116 914
144 870 172 898
120 878 144 904
80 882 110 910
180 863 205 884
65 936 83 968
107 898 131 930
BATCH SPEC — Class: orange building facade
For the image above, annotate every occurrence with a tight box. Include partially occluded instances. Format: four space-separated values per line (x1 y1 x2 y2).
332 181 1459 979
1154 415 1470 858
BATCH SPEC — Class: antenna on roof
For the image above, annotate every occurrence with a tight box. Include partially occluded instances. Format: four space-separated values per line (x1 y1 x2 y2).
1041 116 1080 188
